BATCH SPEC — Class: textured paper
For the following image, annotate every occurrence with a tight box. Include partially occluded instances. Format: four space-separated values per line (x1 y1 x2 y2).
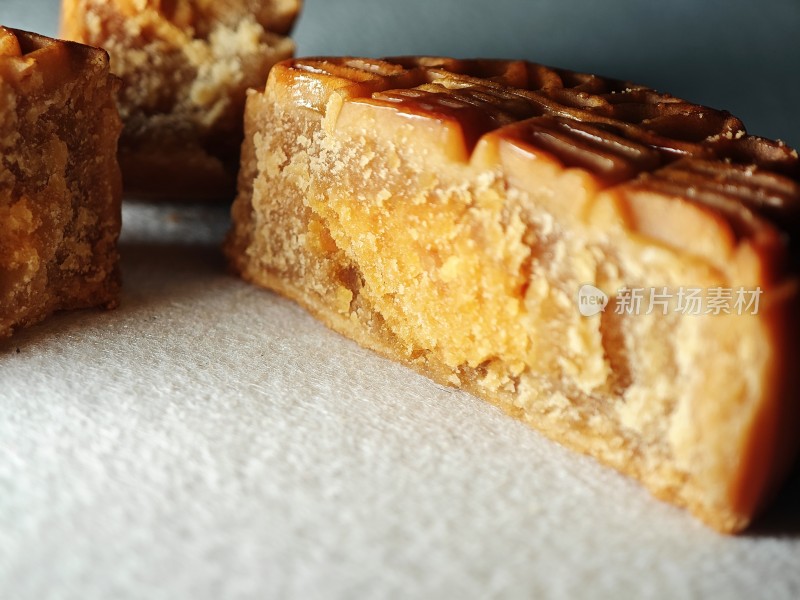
1 203 799 599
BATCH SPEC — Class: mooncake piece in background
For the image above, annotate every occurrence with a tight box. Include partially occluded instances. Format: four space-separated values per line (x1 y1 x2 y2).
0 26 121 338
61 0 302 200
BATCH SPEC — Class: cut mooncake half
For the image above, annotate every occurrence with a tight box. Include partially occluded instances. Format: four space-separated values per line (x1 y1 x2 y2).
60 0 302 200
0 27 122 338
225 56 800 533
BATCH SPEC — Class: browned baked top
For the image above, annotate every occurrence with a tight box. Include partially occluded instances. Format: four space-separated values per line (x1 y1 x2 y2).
1 26 71 59
275 56 800 249
0 27 109 91
0 26 23 57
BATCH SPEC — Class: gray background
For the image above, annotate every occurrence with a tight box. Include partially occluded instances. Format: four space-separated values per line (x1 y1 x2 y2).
2 0 799 147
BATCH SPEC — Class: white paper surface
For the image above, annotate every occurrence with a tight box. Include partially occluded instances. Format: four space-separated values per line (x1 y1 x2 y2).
1 202 799 600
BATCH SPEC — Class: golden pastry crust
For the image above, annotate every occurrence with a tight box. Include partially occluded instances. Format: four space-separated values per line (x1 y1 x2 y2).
60 0 301 200
225 56 800 533
0 27 122 338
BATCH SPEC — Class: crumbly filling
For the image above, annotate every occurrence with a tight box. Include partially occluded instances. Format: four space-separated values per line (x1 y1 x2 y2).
228 95 775 530
74 0 294 157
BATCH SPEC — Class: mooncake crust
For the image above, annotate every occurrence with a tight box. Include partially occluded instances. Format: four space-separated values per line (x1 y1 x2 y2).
226 56 800 533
